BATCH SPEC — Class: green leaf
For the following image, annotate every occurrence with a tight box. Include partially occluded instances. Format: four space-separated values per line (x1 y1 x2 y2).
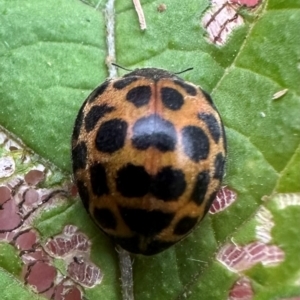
0 243 22 276
0 0 107 171
0 270 44 300
0 0 299 299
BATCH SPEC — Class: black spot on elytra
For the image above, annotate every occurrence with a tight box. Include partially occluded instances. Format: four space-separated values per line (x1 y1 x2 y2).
72 103 85 141
132 114 177 152
198 113 221 143
95 119 128 153
191 171 210 205
119 207 175 237
214 153 225 180
181 126 210 162
76 180 89 211
173 80 197 96
173 216 198 235
85 104 115 132
151 167 186 201
116 164 150 198
116 164 186 201
161 87 184 110
72 142 87 172
126 85 151 107
90 163 109 196
88 80 110 103
94 207 116 230
113 77 138 89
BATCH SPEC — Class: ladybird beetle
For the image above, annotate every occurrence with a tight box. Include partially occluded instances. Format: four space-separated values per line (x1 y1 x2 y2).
71 68 226 255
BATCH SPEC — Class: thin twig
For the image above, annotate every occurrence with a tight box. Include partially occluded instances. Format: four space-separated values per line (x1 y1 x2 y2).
105 0 117 78
133 0 147 30
117 246 134 300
